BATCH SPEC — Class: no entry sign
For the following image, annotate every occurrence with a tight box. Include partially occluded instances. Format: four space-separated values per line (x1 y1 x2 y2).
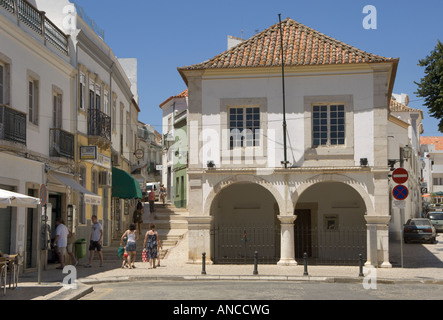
392 168 409 184
393 185 409 201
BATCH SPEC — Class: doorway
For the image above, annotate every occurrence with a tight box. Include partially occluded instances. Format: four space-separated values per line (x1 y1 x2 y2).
294 209 312 259
0 184 13 254
48 194 62 263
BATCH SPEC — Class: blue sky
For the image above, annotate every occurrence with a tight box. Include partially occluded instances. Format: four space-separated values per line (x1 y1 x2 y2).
73 0 442 136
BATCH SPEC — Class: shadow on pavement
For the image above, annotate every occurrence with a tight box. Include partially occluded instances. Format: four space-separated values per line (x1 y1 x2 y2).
0 260 123 300
389 238 443 268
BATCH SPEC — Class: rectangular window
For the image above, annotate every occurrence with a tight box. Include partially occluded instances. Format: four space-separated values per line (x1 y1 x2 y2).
112 99 116 131
95 84 101 111
312 104 345 147
104 91 109 115
89 89 95 110
28 79 39 125
0 64 4 105
53 93 62 128
79 73 86 110
79 166 86 225
91 170 98 217
229 107 260 149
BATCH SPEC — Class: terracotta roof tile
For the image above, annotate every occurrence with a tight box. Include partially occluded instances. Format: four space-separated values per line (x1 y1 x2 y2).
159 89 188 109
421 137 443 151
390 99 422 113
179 18 397 71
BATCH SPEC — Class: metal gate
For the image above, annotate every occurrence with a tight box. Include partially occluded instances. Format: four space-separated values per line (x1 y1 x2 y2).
294 226 367 266
211 225 367 266
211 225 281 264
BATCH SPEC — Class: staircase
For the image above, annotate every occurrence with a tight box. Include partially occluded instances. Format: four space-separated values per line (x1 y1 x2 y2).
102 203 188 263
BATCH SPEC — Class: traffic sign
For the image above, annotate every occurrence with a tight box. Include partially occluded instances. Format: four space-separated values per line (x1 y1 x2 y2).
393 185 409 201
392 168 409 184
135 149 144 159
39 184 47 206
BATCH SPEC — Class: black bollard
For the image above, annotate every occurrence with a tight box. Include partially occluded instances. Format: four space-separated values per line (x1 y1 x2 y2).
253 251 258 275
202 252 207 275
358 254 364 277
303 252 309 276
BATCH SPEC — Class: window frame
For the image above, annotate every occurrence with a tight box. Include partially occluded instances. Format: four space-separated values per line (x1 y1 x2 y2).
312 103 346 147
79 73 86 110
0 63 4 105
228 106 261 150
28 78 39 126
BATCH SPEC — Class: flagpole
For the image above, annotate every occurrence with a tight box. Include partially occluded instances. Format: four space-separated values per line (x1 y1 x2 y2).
278 14 288 168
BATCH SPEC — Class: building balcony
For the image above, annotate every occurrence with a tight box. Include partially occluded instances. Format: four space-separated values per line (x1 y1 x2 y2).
0 0 69 56
88 108 111 148
0 104 26 146
49 128 74 160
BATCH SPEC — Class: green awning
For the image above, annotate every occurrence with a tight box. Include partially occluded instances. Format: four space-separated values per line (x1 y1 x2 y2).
112 167 142 199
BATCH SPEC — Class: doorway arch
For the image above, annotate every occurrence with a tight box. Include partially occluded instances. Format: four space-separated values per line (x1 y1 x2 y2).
292 174 372 265
209 179 282 264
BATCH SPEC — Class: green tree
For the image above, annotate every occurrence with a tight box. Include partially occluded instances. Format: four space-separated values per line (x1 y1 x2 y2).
415 40 443 131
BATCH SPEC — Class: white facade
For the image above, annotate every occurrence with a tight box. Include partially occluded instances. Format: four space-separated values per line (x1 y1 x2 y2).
388 95 424 240
179 19 401 267
0 0 76 268
33 0 139 242
160 90 188 203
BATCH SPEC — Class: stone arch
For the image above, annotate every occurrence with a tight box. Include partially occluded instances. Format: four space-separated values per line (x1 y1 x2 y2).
204 174 290 217
292 173 374 216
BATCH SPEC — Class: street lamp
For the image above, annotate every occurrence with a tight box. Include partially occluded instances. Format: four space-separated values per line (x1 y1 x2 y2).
401 145 413 161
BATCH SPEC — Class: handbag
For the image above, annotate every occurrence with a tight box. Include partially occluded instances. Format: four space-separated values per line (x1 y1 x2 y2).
142 248 148 262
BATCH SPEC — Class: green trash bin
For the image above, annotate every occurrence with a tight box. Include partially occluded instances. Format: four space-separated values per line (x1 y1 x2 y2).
75 239 87 259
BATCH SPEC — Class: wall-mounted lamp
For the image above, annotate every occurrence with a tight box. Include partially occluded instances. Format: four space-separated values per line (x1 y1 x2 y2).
388 159 398 171
360 158 368 167
401 145 413 161
207 161 215 169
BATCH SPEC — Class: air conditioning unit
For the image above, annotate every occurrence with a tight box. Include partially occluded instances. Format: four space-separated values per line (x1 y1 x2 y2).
99 171 112 187
111 152 121 166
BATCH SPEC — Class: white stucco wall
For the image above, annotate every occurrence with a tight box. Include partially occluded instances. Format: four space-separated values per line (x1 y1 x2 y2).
197 70 375 169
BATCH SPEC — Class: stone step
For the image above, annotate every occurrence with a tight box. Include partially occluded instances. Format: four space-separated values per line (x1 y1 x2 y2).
152 214 188 221
143 221 188 230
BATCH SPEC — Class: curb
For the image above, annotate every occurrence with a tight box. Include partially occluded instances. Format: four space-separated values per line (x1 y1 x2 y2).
40 274 443 299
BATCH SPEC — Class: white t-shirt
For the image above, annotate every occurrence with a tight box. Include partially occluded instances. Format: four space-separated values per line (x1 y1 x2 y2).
91 222 102 242
55 224 69 248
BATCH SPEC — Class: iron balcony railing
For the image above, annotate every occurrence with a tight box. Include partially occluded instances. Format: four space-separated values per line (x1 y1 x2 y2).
49 128 74 159
0 0 69 55
88 108 111 142
0 105 26 145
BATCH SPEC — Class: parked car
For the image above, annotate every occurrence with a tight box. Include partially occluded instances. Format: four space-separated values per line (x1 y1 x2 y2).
427 212 443 233
403 218 436 244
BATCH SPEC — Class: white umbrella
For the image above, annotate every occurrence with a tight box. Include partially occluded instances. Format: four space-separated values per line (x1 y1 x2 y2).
0 188 40 208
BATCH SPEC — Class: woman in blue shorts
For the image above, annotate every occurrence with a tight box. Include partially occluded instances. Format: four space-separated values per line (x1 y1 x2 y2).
120 223 138 269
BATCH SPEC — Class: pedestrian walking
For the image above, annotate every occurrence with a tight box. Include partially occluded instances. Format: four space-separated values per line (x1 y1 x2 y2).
133 199 144 236
121 224 138 269
53 218 69 269
85 215 104 268
160 184 167 207
148 189 156 214
143 223 159 269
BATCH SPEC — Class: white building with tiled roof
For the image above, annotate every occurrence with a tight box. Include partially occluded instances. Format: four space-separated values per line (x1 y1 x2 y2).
179 18 402 267
388 94 424 240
